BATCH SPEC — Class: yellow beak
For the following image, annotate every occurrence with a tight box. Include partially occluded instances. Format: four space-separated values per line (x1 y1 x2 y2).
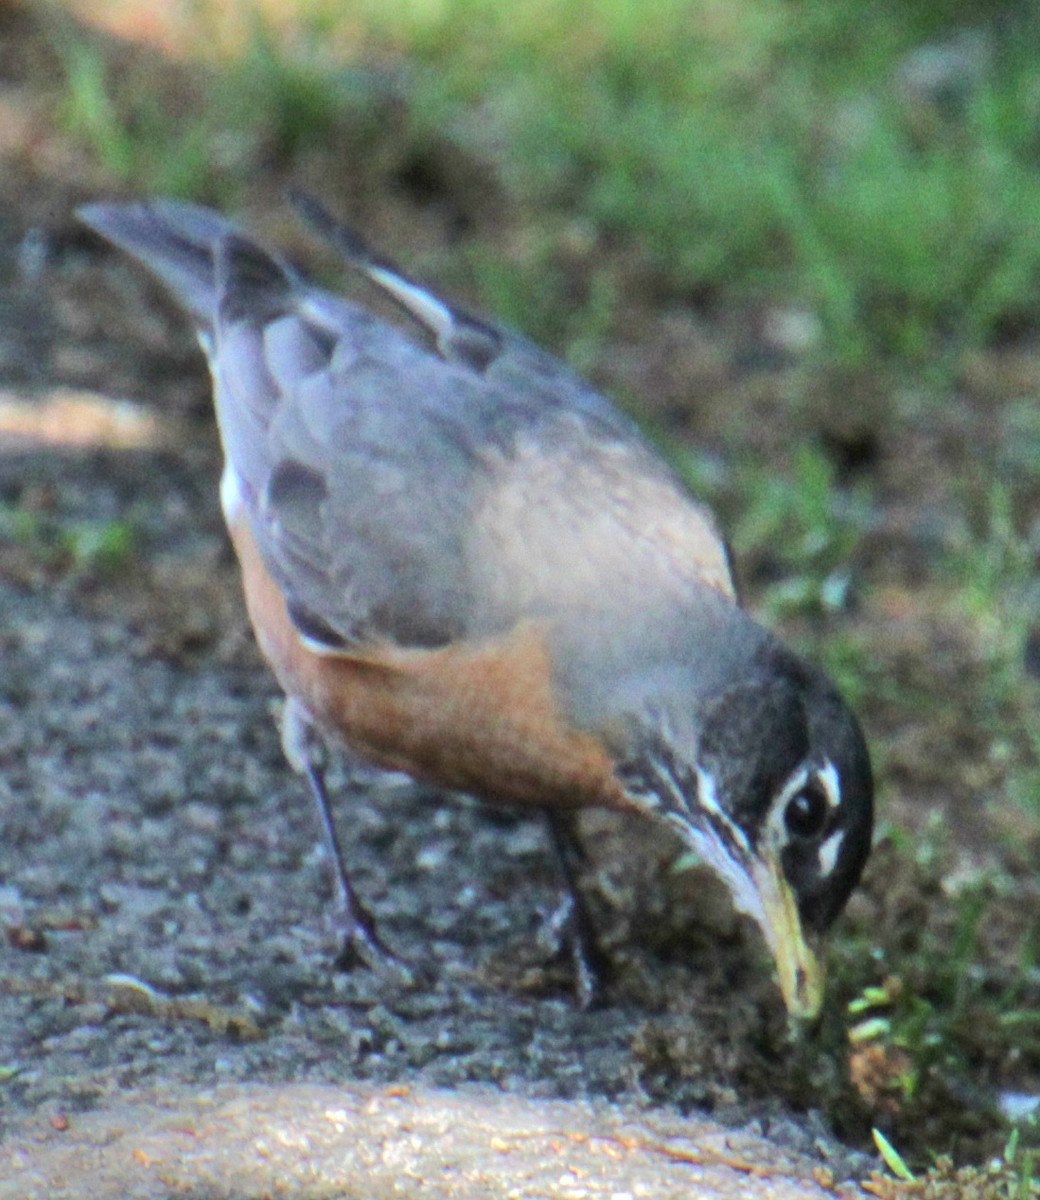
663 804 825 1021
750 857 824 1021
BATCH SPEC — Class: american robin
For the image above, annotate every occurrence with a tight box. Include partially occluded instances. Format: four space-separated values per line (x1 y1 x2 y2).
77 193 872 1020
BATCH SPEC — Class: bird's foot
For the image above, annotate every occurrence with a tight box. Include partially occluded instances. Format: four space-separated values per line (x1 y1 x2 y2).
328 902 423 988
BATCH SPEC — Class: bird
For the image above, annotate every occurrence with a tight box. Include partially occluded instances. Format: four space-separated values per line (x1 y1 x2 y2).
77 192 873 1021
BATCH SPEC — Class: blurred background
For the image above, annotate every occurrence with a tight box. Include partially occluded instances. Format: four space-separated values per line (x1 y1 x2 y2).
2 0 1040 1187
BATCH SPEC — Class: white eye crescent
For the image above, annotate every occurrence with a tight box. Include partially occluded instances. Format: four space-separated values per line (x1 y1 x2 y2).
817 761 841 810
817 829 847 877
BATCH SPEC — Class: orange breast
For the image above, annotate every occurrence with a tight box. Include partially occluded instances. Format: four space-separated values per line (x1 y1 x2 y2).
228 510 631 813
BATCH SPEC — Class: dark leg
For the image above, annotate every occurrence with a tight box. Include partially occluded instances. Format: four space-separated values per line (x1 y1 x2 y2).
281 699 415 983
543 810 611 1009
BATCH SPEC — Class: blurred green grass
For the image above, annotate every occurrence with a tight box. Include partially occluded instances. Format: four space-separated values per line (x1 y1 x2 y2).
53 0 1040 363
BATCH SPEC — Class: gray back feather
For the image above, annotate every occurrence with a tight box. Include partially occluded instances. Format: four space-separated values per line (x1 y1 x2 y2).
78 198 734 664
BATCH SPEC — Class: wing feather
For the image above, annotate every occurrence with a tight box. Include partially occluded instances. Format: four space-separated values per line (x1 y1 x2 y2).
79 198 735 657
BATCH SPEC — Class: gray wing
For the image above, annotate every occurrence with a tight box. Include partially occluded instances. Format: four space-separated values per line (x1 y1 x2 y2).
78 198 733 653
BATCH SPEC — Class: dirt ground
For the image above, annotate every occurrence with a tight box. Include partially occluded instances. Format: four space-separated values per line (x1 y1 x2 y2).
2 3 1040 1197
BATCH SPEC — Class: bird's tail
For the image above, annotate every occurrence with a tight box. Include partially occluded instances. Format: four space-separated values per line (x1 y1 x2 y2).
77 200 250 341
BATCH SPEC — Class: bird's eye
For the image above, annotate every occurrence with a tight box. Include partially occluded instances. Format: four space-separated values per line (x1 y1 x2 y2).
784 779 830 840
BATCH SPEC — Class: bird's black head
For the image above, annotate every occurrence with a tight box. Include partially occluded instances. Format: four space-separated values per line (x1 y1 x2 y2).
615 640 872 1019
696 645 874 934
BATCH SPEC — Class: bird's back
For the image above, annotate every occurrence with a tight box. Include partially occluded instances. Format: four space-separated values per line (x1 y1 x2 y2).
78 199 737 667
